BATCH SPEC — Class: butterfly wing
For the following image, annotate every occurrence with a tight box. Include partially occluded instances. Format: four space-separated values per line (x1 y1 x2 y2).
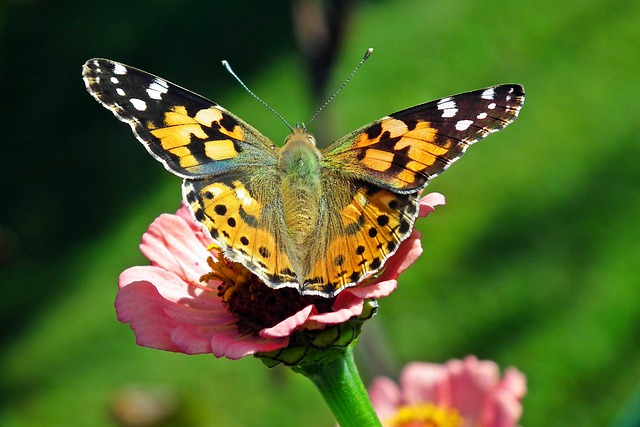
84 62 525 298
82 58 278 179
83 59 296 288
183 172 302 289
322 84 525 191
306 85 525 296
300 178 420 296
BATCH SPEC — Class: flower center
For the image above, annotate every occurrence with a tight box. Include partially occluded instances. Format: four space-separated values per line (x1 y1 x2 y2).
200 256 334 334
384 403 463 427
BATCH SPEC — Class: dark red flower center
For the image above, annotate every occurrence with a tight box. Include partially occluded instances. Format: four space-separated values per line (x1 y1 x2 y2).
200 256 334 335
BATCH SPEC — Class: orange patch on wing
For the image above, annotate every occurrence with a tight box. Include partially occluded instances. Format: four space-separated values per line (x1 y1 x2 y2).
220 123 244 141
397 121 437 145
395 160 426 184
204 139 237 161
360 148 395 172
153 107 210 151
391 122 455 174
354 118 409 148
194 108 245 141
151 125 206 150
164 146 199 168
305 186 414 295
194 107 223 126
163 106 195 126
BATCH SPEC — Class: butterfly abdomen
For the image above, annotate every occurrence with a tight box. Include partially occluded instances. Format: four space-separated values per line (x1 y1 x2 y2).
278 128 324 247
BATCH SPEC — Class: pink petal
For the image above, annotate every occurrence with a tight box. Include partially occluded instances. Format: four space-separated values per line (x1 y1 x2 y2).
369 376 403 420
481 367 527 427
371 357 525 427
139 213 212 284
400 362 449 406
500 367 527 400
119 266 222 308
447 356 501 423
377 229 423 283
419 192 446 217
175 203 214 247
306 292 364 327
117 267 288 357
259 305 317 339
116 280 223 354
343 279 397 300
211 329 289 359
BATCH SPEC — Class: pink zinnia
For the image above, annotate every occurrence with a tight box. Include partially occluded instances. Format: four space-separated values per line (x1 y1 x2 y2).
116 193 445 360
368 356 526 427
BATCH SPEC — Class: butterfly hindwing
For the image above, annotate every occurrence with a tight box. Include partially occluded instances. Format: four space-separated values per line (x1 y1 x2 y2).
302 179 420 296
322 84 525 191
183 171 301 289
82 59 278 179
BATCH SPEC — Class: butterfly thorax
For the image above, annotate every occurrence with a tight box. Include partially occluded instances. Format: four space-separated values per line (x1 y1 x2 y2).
278 127 323 247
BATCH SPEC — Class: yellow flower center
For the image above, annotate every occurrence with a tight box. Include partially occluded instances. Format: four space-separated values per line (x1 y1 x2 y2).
384 403 463 427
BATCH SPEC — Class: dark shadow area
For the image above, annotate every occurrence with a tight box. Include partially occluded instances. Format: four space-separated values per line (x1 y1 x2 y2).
0 0 297 346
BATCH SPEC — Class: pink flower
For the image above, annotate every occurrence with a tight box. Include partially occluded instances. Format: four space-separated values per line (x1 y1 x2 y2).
116 193 445 360
369 356 526 427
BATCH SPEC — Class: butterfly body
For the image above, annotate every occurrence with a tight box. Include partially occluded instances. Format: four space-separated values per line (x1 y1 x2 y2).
278 127 323 245
83 58 524 297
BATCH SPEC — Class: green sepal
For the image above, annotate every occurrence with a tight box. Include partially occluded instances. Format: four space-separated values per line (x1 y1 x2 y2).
255 299 377 368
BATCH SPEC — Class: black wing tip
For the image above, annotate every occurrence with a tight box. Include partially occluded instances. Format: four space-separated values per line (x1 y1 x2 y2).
493 83 526 101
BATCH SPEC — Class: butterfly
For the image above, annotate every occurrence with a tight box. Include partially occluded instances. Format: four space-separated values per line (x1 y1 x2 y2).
82 58 524 297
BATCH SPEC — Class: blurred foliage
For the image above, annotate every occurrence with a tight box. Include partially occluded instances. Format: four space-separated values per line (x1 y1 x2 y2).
1 0 640 426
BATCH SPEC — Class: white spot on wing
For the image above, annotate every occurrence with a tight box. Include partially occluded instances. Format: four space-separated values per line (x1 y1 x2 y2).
477 112 487 119
481 88 495 100
455 120 473 131
130 98 147 111
235 187 252 206
488 102 497 110
113 63 128 75
437 98 458 118
441 108 458 118
146 79 169 100
110 76 119 84
116 88 126 96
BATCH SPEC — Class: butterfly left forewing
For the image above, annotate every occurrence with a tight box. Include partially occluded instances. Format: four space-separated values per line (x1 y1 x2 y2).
322 84 525 191
82 59 278 179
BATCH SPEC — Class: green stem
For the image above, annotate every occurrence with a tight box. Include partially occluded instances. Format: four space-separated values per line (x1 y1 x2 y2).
294 345 383 427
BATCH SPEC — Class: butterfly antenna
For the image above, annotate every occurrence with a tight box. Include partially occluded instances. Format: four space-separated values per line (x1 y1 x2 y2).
307 48 374 126
222 60 293 131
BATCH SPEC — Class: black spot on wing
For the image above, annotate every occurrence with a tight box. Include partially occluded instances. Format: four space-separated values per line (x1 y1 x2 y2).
365 122 383 139
239 206 259 228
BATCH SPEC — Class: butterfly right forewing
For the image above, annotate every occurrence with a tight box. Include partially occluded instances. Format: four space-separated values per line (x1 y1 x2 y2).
307 84 525 296
322 84 525 192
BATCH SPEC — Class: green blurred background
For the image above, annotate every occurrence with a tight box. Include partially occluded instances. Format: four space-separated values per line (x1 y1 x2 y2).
2 0 639 426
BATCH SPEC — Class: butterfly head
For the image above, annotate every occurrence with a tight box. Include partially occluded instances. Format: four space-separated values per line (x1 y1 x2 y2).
279 126 322 176
284 124 317 146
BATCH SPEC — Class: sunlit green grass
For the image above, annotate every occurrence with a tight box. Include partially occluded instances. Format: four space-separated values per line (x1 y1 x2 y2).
3 0 640 426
